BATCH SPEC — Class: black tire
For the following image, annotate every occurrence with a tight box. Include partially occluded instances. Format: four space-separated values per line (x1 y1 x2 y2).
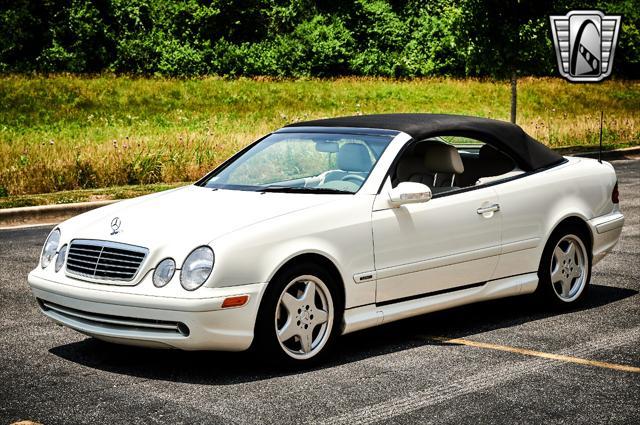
536 224 592 308
253 261 343 366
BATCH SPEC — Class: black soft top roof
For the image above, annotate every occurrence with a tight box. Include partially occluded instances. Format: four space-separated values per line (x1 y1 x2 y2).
285 113 563 171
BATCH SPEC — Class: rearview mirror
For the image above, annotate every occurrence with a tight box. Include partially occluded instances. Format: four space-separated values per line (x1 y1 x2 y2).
388 182 432 206
315 141 339 153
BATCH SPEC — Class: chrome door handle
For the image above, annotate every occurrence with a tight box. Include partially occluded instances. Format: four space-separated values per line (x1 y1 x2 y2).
477 204 500 215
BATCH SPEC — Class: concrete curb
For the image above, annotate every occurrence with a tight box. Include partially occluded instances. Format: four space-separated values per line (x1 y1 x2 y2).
0 200 118 228
555 146 640 160
0 146 638 229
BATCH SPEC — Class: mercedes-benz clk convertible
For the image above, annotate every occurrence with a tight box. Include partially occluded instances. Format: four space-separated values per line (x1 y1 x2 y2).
28 114 624 364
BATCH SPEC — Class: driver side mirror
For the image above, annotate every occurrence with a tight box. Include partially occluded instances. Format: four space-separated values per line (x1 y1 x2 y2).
388 182 432 206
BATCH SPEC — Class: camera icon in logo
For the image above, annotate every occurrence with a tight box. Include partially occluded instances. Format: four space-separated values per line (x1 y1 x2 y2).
550 10 621 82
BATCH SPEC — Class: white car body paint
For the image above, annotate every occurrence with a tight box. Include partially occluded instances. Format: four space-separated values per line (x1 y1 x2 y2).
28 131 624 350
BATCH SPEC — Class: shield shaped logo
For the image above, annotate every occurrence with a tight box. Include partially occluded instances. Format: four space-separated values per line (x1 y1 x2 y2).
550 10 621 82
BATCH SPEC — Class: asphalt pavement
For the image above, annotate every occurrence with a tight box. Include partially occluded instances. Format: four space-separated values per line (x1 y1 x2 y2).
1 159 638 424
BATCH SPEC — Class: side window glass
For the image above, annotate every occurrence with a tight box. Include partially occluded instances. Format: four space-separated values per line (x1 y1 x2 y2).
439 136 523 188
393 138 465 194
391 136 525 194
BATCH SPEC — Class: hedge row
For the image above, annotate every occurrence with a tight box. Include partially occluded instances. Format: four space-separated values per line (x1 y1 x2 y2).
1 0 638 77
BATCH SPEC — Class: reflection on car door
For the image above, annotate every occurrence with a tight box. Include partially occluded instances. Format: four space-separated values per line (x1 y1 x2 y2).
372 183 502 303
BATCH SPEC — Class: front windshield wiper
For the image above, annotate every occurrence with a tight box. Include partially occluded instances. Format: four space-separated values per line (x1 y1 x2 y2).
258 186 353 194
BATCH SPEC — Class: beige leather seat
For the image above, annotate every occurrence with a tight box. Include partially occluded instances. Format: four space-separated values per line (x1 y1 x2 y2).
422 142 465 193
324 143 372 182
396 142 464 194
396 155 433 185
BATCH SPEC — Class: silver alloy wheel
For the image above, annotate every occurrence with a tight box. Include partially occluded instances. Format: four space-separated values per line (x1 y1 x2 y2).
550 234 589 302
275 275 333 360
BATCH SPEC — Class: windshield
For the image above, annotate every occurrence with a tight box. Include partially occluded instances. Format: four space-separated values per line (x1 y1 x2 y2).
201 132 393 193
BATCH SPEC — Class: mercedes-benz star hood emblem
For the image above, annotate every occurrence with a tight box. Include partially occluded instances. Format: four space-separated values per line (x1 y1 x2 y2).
110 217 122 235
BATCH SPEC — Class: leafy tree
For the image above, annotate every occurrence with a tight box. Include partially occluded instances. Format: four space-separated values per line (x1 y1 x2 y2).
0 0 637 80
0 0 49 71
459 0 555 123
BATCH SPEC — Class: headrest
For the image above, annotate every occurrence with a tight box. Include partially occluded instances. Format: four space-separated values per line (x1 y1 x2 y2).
338 143 372 172
422 143 464 174
479 144 514 175
396 155 427 181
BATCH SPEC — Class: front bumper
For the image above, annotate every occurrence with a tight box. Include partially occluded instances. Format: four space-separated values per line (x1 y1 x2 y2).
588 210 624 265
28 273 267 351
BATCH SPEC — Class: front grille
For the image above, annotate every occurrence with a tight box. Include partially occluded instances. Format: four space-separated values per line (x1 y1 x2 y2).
66 239 148 282
38 299 189 337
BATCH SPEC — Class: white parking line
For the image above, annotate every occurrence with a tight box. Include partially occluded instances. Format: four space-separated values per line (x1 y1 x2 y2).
436 336 640 373
314 326 640 425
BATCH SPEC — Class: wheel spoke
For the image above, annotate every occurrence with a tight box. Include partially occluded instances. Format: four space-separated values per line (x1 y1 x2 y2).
277 318 298 342
300 330 313 353
300 280 316 306
571 265 583 279
550 264 563 284
280 292 299 315
553 246 565 263
560 277 572 297
565 241 576 262
313 308 328 325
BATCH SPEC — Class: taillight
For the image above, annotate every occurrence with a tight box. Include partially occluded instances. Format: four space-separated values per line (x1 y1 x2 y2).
612 182 619 204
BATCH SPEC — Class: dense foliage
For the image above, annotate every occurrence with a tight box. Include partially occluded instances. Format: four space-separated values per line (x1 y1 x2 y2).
0 0 638 77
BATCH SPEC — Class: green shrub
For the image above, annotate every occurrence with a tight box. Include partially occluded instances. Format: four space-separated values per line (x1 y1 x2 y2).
0 0 637 77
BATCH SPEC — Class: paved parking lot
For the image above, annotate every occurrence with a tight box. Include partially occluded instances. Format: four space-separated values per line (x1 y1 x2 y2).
1 159 638 424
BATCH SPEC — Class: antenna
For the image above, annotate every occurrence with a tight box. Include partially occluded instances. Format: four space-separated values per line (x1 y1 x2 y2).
599 110 603 163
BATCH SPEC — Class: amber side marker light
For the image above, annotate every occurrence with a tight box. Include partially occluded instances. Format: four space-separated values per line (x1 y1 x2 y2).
222 295 249 308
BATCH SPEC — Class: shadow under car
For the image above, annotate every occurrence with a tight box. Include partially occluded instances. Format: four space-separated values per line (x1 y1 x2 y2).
48 283 637 384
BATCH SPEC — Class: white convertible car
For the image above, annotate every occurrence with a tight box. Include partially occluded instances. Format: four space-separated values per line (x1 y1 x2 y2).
28 114 624 363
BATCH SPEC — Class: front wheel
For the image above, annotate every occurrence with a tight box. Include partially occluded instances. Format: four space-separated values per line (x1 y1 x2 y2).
537 226 591 307
254 263 342 365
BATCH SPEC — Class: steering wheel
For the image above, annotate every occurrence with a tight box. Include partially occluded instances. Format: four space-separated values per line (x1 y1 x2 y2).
341 175 365 184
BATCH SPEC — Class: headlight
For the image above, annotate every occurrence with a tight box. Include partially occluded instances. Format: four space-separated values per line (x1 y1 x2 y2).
41 229 61 269
55 244 67 272
153 258 176 288
180 246 214 291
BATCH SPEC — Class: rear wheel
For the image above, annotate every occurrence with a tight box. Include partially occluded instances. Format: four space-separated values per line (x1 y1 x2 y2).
537 226 591 306
254 262 342 365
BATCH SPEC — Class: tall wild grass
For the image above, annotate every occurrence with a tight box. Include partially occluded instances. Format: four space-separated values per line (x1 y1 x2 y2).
0 75 638 195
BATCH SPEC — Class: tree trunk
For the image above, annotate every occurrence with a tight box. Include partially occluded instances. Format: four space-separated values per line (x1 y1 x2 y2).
510 71 517 124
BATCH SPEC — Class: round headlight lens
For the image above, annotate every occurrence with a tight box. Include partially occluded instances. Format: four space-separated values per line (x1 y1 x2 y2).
180 246 214 291
41 229 61 269
55 244 67 272
153 258 176 288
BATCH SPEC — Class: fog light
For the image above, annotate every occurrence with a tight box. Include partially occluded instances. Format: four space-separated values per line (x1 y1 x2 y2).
177 323 190 337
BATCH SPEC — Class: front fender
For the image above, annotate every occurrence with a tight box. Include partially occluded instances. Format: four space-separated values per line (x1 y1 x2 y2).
206 195 377 309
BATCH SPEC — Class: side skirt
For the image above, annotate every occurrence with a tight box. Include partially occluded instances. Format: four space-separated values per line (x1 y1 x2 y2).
341 272 538 335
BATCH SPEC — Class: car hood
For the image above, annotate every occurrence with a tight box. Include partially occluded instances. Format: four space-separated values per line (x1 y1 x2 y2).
59 185 341 248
